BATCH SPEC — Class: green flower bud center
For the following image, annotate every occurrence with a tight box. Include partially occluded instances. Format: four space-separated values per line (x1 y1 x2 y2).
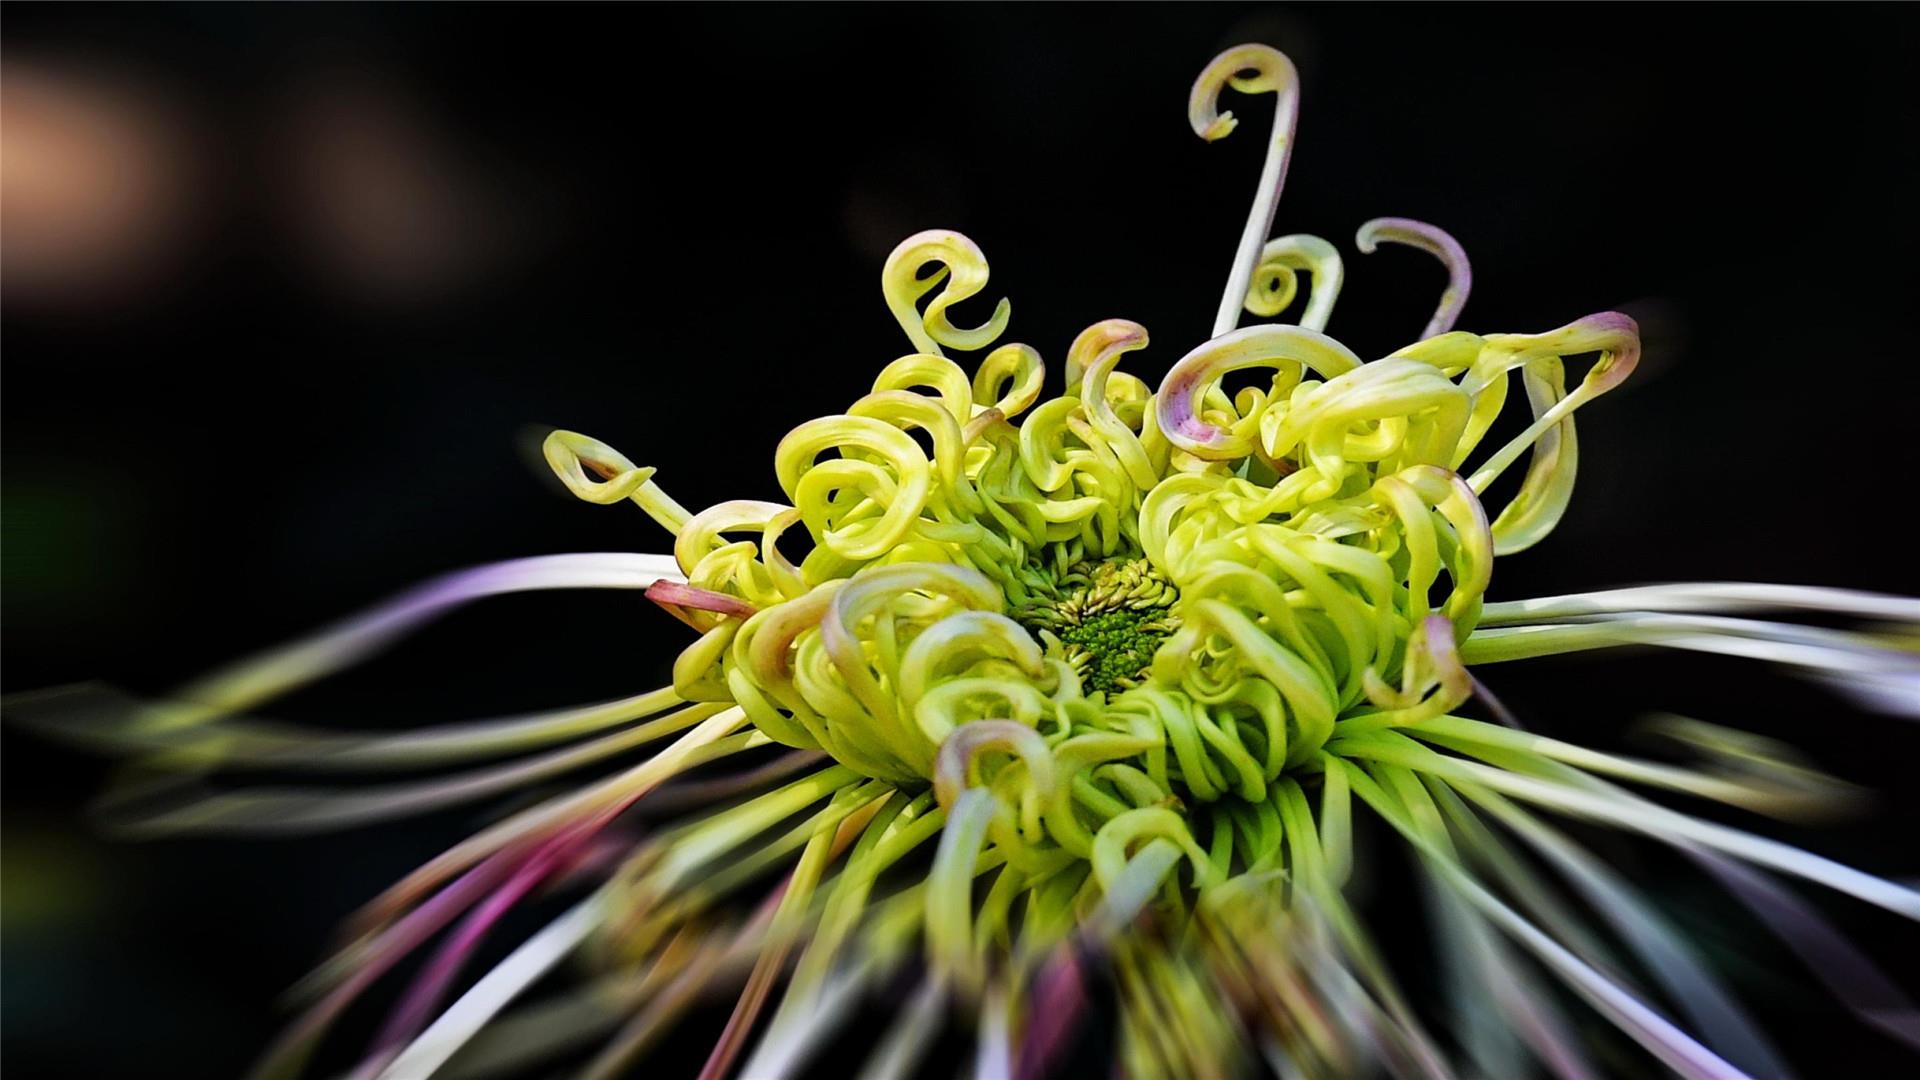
1013 557 1180 695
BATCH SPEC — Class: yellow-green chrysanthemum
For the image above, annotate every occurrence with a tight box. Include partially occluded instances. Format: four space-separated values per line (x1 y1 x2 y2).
16 41 1920 1080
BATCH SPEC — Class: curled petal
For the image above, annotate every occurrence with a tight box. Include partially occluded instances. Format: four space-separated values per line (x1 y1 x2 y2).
1246 257 1297 317
1356 217 1472 339
881 229 1011 356
931 718 1055 813
1090 808 1217 894
1189 44 1303 337
1069 318 1160 489
1245 233 1344 331
673 499 796 606
1359 615 1472 726
851 388 981 515
972 342 1046 419
898 611 1046 718
774 415 933 561
1155 323 1362 460
543 430 691 533
543 429 651 503
1466 312 1641 553
873 352 975 420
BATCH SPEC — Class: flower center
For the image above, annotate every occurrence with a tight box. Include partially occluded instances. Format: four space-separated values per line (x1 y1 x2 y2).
1013 557 1181 695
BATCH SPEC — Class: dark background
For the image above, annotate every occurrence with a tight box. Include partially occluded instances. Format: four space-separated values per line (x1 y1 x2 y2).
5 4 1919 1078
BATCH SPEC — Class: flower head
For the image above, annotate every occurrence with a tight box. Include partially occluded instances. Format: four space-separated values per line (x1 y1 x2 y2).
15 40 1920 1080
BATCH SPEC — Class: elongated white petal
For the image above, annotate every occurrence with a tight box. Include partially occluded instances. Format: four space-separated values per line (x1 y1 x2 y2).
1481 583 1920 625
152 553 687 734
1816 669 1920 719
1463 613 1920 692
433 973 648 1080
738 958 877 1080
1446 867 1751 1080
1425 868 1599 1080
974 985 1013 1080
350 706 747 933
12 684 684 771
1470 790 1790 1077
1684 845 1920 1051
1424 873 1530 1078
1343 761 1749 1079
856 979 947 1080
1439 757 1920 919
376 890 610 1080
109 703 726 835
1408 715 1846 817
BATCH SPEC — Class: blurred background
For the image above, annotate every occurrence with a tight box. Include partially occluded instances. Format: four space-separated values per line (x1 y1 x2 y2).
5 5 1919 1077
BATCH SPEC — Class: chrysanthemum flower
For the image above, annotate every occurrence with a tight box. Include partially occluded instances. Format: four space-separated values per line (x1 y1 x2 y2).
18 41 1920 1080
